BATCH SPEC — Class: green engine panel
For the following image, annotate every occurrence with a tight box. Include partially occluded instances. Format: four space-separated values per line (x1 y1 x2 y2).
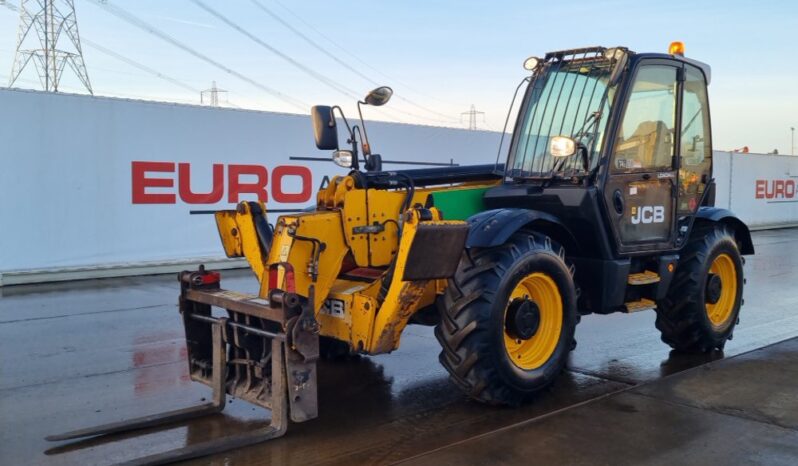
430 187 490 221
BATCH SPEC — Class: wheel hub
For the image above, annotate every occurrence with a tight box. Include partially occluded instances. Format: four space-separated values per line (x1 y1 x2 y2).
505 298 541 340
706 273 723 304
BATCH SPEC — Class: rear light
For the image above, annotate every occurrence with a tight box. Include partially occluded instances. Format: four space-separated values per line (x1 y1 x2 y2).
199 271 221 285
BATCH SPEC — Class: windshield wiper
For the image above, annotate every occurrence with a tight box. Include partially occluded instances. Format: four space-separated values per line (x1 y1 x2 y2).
543 111 603 180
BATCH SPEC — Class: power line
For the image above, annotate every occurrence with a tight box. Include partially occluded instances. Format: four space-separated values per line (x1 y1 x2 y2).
82 38 202 95
271 0 458 108
1 1 18 12
248 0 458 123
190 1 457 125
88 0 307 112
4 1 227 104
189 0 360 101
189 0 404 124
249 0 376 87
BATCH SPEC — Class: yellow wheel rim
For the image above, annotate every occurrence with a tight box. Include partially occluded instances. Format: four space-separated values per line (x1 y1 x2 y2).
503 272 563 370
705 253 737 328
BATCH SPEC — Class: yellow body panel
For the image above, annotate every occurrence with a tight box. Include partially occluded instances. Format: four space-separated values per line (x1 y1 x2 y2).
263 211 349 312
340 189 371 267
214 202 268 280
316 279 381 351
363 190 405 266
367 208 462 354
213 178 498 355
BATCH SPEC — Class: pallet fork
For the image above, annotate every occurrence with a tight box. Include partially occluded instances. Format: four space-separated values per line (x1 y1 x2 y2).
46 267 319 465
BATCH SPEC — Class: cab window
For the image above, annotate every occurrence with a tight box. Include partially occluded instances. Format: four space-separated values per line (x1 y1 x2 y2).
679 65 711 213
611 65 678 172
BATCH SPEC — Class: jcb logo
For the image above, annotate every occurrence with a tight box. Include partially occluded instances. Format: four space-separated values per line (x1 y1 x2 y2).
631 205 665 224
321 299 345 319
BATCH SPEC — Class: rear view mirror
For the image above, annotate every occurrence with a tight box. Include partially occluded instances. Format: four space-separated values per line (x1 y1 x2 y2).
311 105 339 150
364 87 393 107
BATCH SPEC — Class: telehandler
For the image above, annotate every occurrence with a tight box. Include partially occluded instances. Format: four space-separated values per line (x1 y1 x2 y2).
48 42 753 464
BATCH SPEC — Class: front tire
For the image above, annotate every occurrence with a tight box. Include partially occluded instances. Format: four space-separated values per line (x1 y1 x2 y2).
319 335 355 360
435 231 578 406
655 224 744 352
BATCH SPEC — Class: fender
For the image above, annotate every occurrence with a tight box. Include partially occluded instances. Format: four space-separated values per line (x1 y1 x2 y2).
696 207 755 255
466 208 578 251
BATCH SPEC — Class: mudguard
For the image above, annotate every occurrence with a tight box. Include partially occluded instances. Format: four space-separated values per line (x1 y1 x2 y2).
696 207 755 255
466 208 576 250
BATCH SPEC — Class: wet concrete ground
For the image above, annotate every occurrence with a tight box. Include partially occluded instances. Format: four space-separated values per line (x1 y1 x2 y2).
408 337 798 466
1 228 797 465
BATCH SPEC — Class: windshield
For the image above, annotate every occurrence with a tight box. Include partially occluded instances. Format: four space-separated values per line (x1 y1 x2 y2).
508 56 615 178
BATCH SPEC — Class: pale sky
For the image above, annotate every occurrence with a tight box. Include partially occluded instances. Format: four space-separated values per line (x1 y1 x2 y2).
1 0 796 154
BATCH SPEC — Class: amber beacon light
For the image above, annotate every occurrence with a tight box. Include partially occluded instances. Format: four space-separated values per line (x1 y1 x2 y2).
669 41 685 56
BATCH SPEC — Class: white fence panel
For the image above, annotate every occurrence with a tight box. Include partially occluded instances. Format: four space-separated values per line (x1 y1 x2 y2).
723 152 798 229
2 89 797 284
0 89 501 283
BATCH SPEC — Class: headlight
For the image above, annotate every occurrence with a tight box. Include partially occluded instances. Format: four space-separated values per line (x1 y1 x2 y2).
550 136 576 157
332 150 353 168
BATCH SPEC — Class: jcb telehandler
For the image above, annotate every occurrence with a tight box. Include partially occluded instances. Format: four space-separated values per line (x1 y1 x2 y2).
49 43 753 464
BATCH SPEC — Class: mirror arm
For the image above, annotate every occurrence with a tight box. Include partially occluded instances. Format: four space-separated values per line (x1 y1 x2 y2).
356 100 372 157
330 105 359 169
330 105 354 141
349 125 362 171
579 144 590 171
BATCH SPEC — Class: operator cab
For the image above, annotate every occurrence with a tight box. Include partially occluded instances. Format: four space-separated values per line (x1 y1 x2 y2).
487 43 714 257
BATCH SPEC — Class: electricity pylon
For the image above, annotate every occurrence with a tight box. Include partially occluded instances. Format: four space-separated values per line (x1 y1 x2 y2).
9 0 93 94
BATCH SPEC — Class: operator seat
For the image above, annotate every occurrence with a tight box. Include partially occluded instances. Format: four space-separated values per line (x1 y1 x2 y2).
622 120 672 169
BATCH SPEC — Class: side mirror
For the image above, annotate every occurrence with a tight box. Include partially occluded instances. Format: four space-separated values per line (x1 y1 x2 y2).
364 86 393 106
311 105 339 150
550 136 577 157
607 49 628 86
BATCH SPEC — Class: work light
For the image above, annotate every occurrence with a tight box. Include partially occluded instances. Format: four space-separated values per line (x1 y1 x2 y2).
523 56 540 71
332 150 353 168
550 136 576 157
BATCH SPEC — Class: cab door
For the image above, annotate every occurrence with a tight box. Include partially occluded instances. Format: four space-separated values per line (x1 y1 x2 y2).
603 62 681 253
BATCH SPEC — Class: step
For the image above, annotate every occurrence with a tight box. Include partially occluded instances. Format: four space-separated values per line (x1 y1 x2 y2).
624 298 656 313
627 270 661 285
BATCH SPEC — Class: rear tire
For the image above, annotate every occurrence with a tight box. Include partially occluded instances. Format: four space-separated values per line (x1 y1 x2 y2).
655 224 744 352
435 231 578 406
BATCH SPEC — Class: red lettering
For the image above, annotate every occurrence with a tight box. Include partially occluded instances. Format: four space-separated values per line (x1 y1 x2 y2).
132 161 175 204
765 180 775 199
228 164 268 203
272 165 312 203
787 180 796 198
755 180 766 199
178 163 224 204
775 180 786 198
132 162 312 205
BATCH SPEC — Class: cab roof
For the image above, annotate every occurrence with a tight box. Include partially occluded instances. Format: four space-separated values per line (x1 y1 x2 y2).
541 46 712 85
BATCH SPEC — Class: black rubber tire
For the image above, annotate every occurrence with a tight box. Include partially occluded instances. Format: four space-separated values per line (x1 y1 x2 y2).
655 224 744 352
319 335 355 360
435 231 578 406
